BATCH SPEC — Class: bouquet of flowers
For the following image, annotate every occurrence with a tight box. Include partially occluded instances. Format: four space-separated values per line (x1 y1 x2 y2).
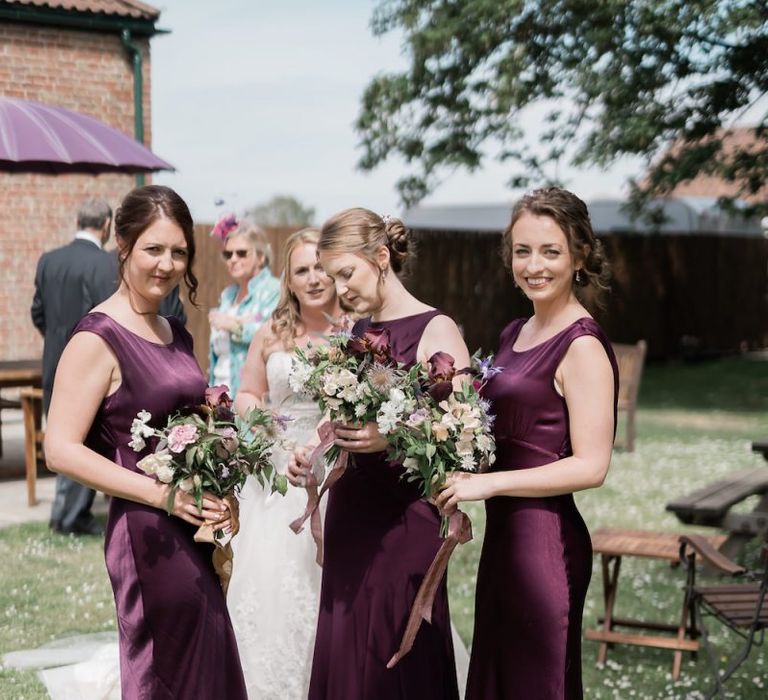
289 326 416 469
379 351 499 517
129 385 288 591
380 350 501 668
287 326 417 562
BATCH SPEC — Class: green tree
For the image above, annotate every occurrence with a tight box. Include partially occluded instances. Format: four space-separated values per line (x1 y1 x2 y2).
357 0 768 214
246 195 316 226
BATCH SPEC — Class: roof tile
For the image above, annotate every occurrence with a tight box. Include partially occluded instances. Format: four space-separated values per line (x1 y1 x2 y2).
0 0 160 20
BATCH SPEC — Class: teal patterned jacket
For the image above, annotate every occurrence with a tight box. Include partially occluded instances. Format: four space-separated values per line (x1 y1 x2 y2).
208 268 280 396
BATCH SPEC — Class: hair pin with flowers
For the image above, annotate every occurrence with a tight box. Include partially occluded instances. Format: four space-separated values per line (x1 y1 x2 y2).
211 213 240 242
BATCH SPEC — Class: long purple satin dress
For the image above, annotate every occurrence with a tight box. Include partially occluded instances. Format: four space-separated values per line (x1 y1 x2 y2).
73 312 247 700
468 317 618 699
309 310 460 700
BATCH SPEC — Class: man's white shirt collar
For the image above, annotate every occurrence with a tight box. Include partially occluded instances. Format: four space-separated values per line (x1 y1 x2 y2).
74 230 103 249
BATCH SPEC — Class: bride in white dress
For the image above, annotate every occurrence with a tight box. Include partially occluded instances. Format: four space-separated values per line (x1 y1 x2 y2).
229 228 340 699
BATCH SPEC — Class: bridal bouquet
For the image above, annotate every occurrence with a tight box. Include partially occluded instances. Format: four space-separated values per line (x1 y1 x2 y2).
379 351 499 511
287 326 417 562
129 385 288 591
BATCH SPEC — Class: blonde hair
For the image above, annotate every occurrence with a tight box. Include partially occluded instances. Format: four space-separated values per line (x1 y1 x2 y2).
226 218 273 268
318 207 412 275
270 228 322 349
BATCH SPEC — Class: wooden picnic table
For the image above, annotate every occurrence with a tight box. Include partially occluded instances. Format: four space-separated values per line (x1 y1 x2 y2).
585 528 726 680
666 467 768 558
0 359 42 390
0 359 42 459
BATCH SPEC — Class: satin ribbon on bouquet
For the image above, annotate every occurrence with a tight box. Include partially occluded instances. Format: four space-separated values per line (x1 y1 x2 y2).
193 493 240 595
289 421 349 566
387 508 473 668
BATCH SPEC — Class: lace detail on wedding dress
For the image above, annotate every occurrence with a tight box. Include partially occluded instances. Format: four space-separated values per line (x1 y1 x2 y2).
228 351 324 699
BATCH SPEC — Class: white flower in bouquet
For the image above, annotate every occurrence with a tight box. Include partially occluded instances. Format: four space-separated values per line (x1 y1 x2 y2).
136 450 173 475
129 409 154 451
455 439 475 457
403 456 419 472
475 433 492 452
377 388 414 435
156 464 176 483
432 422 450 442
288 358 313 395
322 373 340 397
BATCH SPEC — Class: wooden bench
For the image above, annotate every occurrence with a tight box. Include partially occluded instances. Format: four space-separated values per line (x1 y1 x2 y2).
666 468 768 558
585 528 726 680
0 359 42 460
611 340 647 452
21 388 44 507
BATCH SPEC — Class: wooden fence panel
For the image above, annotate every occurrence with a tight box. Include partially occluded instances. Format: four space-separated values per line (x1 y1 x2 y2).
181 224 767 366
405 229 768 359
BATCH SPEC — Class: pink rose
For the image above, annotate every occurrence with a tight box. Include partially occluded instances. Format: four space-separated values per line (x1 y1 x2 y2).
206 385 232 409
167 424 199 453
205 385 235 421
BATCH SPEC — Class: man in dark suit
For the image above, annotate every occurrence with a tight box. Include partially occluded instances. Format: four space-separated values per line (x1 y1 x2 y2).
31 198 115 535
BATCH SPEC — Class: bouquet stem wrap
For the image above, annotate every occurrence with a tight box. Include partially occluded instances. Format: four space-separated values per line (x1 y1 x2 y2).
387 508 473 668
193 494 240 596
289 421 349 566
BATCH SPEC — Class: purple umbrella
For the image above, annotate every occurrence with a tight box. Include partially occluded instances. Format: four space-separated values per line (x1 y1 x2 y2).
0 97 174 174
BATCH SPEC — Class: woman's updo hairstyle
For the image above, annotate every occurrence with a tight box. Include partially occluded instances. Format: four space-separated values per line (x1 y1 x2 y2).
502 186 609 295
114 185 199 305
318 207 414 277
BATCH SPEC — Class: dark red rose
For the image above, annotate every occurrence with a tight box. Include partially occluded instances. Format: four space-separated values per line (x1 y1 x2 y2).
364 327 391 356
428 380 454 403
205 385 233 409
428 351 456 382
346 336 369 357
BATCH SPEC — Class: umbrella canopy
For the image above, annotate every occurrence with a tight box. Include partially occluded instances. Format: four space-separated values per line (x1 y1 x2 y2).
0 97 174 174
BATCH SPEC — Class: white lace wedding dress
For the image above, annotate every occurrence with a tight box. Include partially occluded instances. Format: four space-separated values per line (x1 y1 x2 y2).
227 350 469 699
227 351 325 699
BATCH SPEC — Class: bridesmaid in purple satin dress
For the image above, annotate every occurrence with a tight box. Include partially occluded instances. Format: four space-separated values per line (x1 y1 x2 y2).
45 186 246 699
438 187 619 699
287 208 468 700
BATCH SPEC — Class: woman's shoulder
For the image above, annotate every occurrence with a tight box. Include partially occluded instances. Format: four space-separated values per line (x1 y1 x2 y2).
498 318 528 348
563 316 610 346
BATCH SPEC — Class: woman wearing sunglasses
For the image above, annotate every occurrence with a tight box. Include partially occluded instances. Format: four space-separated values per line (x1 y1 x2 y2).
208 215 280 396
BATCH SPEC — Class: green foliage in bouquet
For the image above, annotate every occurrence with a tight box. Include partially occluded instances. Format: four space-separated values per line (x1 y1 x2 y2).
129 385 288 514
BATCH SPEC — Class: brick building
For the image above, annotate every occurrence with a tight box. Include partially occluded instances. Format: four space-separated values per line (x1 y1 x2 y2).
0 0 163 360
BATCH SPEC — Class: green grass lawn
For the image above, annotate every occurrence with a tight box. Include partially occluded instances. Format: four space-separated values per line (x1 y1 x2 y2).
1 356 767 698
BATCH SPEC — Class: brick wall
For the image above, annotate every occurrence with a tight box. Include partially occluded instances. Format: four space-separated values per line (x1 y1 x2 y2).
0 22 152 360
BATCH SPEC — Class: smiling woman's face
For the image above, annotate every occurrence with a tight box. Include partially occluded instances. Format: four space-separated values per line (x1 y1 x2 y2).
509 212 578 303
121 217 188 302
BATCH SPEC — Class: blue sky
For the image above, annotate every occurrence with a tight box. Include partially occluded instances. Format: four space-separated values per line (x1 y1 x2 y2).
150 1 641 225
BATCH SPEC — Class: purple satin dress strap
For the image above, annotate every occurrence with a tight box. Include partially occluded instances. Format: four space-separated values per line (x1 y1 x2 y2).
308 309 460 700
467 316 618 700
73 312 247 700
